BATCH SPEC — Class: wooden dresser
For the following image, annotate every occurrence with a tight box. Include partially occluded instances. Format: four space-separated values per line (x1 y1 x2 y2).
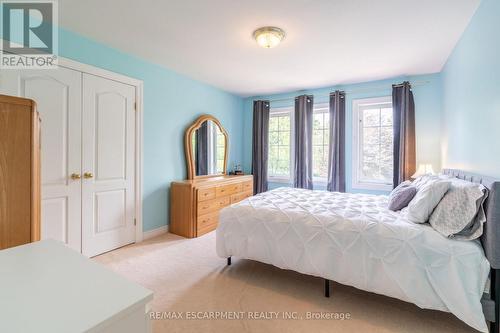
170 175 253 238
0 94 41 250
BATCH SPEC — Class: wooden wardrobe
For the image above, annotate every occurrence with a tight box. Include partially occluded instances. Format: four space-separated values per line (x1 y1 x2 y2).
0 94 41 250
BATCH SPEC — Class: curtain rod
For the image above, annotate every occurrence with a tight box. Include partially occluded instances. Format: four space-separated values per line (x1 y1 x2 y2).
261 80 430 104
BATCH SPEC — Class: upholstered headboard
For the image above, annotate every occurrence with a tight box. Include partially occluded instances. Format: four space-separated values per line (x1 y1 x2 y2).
442 169 500 269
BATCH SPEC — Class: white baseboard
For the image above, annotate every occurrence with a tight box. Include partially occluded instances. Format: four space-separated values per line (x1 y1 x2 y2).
142 225 169 240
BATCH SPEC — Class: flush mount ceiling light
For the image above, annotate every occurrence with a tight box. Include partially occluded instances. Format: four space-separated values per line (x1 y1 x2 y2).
253 26 286 48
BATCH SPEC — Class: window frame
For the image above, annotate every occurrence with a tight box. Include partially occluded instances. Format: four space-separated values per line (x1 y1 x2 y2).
352 96 394 191
312 103 330 185
267 106 294 184
267 103 332 185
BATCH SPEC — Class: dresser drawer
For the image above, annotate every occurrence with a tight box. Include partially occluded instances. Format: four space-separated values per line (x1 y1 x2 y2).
216 183 242 197
197 196 230 216
197 212 219 235
198 187 216 202
231 191 253 204
242 180 253 193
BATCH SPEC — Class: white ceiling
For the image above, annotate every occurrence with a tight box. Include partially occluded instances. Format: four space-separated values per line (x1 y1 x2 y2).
59 0 480 97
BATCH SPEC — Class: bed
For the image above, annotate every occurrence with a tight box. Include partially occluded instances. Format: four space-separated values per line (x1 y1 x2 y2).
216 169 500 333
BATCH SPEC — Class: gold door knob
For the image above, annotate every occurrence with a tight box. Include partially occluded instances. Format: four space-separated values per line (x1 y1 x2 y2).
70 173 81 180
84 172 94 179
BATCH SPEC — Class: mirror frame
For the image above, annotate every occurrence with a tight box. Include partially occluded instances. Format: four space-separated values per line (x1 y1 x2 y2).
184 114 229 180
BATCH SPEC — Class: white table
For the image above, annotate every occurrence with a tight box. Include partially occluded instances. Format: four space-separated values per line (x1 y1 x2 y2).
0 240 153 333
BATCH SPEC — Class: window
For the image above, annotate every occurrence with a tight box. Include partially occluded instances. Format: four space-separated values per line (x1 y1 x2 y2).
312 104 329 182
352 97 393 191
268 107 292 181
267 104 332 184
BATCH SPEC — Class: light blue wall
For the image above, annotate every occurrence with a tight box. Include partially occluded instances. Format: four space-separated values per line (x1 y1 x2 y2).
58 30 244 231
441 0 500 178
243 74 443 194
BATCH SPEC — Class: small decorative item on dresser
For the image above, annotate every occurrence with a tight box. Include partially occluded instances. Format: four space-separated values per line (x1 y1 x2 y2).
232 163 244 175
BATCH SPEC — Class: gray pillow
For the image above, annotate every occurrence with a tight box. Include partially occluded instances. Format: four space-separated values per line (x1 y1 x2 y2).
389 181 411 198
429 178 488 240
388 182 417 211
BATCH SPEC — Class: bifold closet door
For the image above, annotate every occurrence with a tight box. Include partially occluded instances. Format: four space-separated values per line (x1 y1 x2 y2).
81 73 136 257
0 68 83 252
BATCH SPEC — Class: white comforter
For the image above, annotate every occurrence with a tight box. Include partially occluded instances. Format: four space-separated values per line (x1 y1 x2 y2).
216 188 490 332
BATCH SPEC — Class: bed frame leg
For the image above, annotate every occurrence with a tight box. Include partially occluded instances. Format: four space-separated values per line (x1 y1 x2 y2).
324 279 330 298
227 257 231 266
491 269 500 333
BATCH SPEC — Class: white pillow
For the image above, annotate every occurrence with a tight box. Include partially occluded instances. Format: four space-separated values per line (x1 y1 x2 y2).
403 179 451 224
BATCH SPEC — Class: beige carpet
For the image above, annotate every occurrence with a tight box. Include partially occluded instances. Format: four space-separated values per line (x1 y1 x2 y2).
94 232 478 333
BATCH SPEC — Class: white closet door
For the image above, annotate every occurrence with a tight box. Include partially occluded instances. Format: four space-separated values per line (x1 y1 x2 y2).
0 68 83 252
81 73 136 257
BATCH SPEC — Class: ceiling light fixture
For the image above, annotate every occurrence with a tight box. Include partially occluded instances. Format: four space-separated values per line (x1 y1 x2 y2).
253 26 286 49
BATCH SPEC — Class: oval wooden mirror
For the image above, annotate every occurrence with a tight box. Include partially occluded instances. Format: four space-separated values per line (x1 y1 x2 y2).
185 115 229 180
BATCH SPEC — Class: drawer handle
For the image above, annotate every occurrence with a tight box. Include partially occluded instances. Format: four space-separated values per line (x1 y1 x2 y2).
220 189 225 193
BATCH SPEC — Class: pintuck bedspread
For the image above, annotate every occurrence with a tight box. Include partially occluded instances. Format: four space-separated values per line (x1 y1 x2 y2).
216 187 490 332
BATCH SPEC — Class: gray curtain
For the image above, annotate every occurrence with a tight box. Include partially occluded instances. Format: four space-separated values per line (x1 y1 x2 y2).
195 122 208 176
252 100 270 194
392 81 416 187
327 91 346 192
294 95 314 189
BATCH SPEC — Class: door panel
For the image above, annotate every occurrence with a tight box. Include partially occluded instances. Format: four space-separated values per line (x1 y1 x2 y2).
0 68 82 252
82 73 136 257
24 77 69 187
95 92 127 180
95 190 127 233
